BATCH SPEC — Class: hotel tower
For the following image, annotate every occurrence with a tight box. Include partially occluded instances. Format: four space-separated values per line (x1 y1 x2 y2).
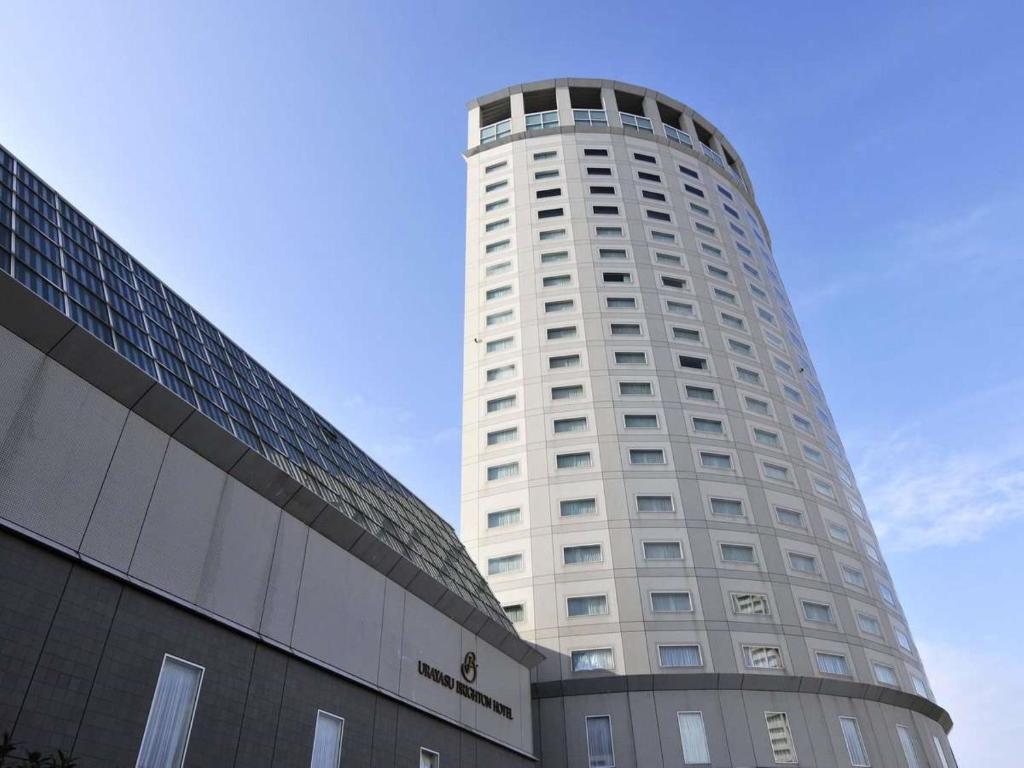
460 78 955 768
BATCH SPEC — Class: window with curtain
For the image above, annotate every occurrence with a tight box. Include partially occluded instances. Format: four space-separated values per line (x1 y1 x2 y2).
619 381 652 395
486 427 517 445
643 541 682 560
136 655 204 768
651 592 692 613
486 309 513 326
624 414 657 428
743 646 783 669
567 595 608 617
560 498 596 517
896 725 923 768
549 353 580 368
629 449 665 464
776 507 804 527
763 462 790 480
677 712 710 765
721 544 755 563
700 452 732 469
310 710 344 768
585 716 615 767
615 351 647 365
802 601 833 623
857 614 883 636
753 427 780 446
788 552 818 574
485 336 513 353
611 323 641 337
839 717 870 767
557 451 592 469
486 395 515 412
710 498 742 517
486 462 519 481
486 508 521 529
554 417 588 433
764 712 797 764
503 603 525 623
486 364 515 382
658 645 702 668
572 649 614 672
636 495 673 512
564 544 603 565
873 663 898 686
547 325 577 339
693 417 723 434
418 748 439 768
842 566 866 589
552 384 584 400
816 652 850 676
487 553 522 575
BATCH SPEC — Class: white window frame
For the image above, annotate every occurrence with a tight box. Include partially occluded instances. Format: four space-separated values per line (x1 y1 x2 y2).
676 711 711 765
419 746 440 768
136 654 205 768
310 709 345 768
585 714 616 768
839 716 871 767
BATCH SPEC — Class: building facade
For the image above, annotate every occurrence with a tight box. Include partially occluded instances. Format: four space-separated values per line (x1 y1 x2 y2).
0 143 540 767
460 79 955 768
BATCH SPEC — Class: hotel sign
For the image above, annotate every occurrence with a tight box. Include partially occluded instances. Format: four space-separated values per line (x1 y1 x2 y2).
417 653 514 720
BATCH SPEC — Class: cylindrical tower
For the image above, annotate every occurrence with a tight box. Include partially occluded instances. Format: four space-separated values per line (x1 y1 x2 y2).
460 79 953 768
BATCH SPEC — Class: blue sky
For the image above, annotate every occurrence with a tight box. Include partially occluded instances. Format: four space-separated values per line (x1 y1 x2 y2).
3 1 1021 763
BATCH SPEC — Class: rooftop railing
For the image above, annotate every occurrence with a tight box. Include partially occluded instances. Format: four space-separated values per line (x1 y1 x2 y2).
525 110 559 130
573 109 607 127
664 124 693 147
480 118 511 144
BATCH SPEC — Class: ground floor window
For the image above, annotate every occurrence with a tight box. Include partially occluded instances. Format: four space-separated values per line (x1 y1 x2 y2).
677 712 710 764
585 715 614 767
311 710 344 767
137 654 204 768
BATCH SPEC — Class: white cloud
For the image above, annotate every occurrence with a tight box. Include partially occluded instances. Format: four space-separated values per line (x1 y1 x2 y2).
918 640 1024 767
854 432 1024 551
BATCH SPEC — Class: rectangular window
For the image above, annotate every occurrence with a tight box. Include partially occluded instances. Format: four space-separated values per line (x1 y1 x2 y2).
554 417 588 433
934 736 951 768
552 384 584 400
615 351 647 365
651 592 693 613
686 385 715 401
593 205 620 215
137 655 204 768
602 272 632 283
547 325 577 340
587 166 612 176
895 628 913 653
534 150 557 161
840 717 870 767
486 364 515 382
486 462 519 481
606 297 637 309
720 313 744 330
486 309 513 326
754 428 780 447
673 327 701 343
485 239 510 254
624 413 657 429
743 646 783 669
775 507 804 527
647 209 671 222
642 189 666 201
710 498 743 517
538 207 564 219
879 583 897 607
732 593 770 615
874 663 898 686
745 396 770 414
539 228 566 241
486 395 516 413
629 448 665 464
679 355 708 370
611 322 641 336
896 726 923 768
535 169 560 180
765 712 797 764
590 185 615 195
728 339 753 356
485 198 509 212
737 367 761 384
763 463 790 481
651 230 676 242
485 160 507 173
549 353 580 368
543 274 572 287
857 614 883 636
557 451 592 469
561 498 596 517
666 300 695 316
485 180 508 193
788 552 818 574
503 603 525 623
487 553 523 574
574 650 615 673
596 226 623 237
721 543 755 563
545 299 574 313
619 381 652 396
584 148 609 157
637 171 661 182
485 260 512 276
636 495 674 513
487 508 521 528
568 595 608 617
679 164 700 179
485 217 509 232
536 187 562 199
419 748 439 768
564 544 603 565
643 541 682 560
842 566 867 589
485 336 513 353
713 287 736 303
661 276 687 290
585 715 615 767
541 250 569 263
677 712 711 765
311 710 345 768
828 522 852 544
655 251 682 265
486 285 511 300
816 652 851 676
700 452 732 469
659 645 703 668
487 427 518 445
802 601 833 623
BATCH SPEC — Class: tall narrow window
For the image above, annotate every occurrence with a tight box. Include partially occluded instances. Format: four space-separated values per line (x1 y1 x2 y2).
136 655 204 768
933 736 951 768
586 715 615 768
677 712 711 765
419 748 440 768
839 717 870 767
310 710 345 768
896 725 923 768
764 712 797 764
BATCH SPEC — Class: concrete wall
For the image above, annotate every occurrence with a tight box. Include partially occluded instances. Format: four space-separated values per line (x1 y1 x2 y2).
0 323 533 759
0 530 534 768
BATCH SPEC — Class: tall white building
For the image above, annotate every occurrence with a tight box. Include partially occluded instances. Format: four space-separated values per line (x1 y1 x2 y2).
460 79 955 768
